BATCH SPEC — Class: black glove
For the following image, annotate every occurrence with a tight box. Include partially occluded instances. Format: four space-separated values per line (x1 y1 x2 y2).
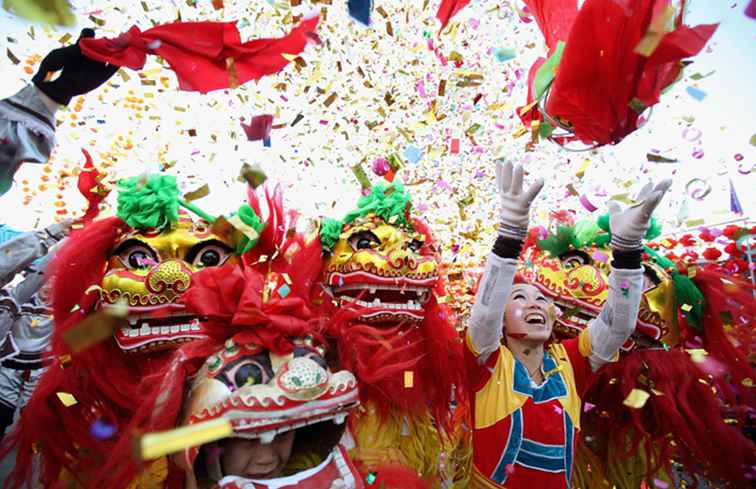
32 28 119 106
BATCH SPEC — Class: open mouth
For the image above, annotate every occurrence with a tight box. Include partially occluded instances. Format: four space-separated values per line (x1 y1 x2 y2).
326 272 436 322
112 308 206 353
229 397 359 444
524 312 547 327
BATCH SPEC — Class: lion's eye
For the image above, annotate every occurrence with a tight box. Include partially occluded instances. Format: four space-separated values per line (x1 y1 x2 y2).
187 241 232 268
192 245 229 268
348 231 380 251
115 241 157 270
408 239 424 252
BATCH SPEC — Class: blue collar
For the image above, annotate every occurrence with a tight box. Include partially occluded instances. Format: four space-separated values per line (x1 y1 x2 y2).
512 350 567 403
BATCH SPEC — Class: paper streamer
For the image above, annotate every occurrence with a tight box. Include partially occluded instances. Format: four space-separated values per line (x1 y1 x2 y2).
729 179 743 214
579 194 598 212
682 127 702 142
685 178 711 200
737 161 755 175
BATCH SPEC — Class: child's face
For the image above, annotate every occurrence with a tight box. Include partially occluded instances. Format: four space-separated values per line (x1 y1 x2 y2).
504 284 555 343
220 431 295 479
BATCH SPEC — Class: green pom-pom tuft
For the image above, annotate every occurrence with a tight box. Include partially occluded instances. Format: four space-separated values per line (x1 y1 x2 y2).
537 225 575 257
117 174 179 230
320 218 344 250
235 204 265 254
321 182 414 250
593 233 611 247
672 273 705 331
343 182 414 229
597 213 663 242
644 246 705 331
597 213 611 233
572 220 604 249
644 217 662 241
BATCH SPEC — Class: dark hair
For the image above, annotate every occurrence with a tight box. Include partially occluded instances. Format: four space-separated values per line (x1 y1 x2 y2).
79 28 96 39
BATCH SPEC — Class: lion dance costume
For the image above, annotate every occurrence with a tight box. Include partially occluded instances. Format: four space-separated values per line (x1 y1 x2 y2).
318 182 469 488
79 184 365 489
1 173 254 487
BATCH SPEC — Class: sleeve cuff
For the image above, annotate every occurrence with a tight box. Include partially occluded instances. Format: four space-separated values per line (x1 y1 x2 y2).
465 329 481 357
492 236 523 259
611 248 642 270
578 328 593 357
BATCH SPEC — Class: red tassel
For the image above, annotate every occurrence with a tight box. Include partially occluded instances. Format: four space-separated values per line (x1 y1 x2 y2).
76 149 110 222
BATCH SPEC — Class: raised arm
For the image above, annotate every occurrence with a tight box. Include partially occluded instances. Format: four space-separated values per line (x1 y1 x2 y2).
587 180 672 371
1 29 117 196
468 162 544 360
0 222 70 289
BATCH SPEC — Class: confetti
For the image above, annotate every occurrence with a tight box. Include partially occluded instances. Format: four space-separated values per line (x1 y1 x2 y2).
61 300 128 353
323 92 337 107
686 348 708 363
403 145 423 164
623 388 650 409
634 5 675 57
56 392 77 407
351 163 372 190
241 114 274 142
404 370 414 388
183 184 209 202
90 418 117 439
238 163 267 189
646 153 677 163
579 194 598 212
685 86 707 101
493 47 516 62
4 0 75 26
139 418 233 460
278 283 291 298
689 71 714 81
348 0 372 26
6 48 20 65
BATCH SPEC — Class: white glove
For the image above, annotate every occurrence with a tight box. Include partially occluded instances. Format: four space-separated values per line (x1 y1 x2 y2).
495 161 544 240
609 180 672 251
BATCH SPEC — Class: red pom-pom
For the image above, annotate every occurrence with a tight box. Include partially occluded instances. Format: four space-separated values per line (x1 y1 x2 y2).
724 242 741 256
699 230 715 242
702 247 722 261
679 234 697 247
722 225 742 239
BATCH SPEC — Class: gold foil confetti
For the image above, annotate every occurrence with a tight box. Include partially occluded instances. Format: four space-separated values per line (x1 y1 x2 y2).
623 388 650 409
183 184 210 202
62 299 128 353
139 418 233 460
351 163 371 190
56 392 78 407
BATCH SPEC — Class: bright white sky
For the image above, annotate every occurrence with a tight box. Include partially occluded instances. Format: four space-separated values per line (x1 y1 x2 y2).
0 0 753 260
